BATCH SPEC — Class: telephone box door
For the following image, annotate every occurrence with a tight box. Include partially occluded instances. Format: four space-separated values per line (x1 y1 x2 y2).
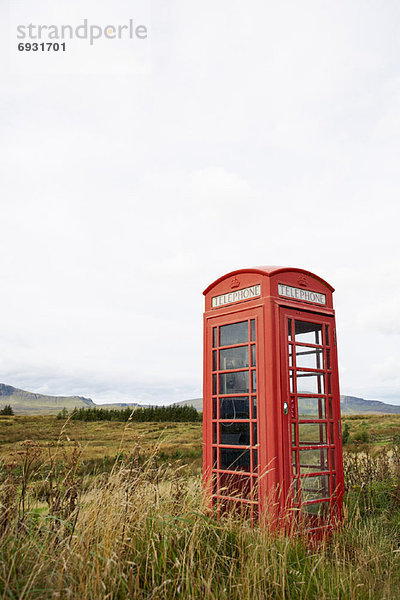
204 308 263 522
280 308 344 530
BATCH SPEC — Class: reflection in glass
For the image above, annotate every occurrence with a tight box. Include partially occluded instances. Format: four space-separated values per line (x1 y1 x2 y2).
220 321 248 347
252 396 257 419
295 321 322 345
296 372 324 394
219 346 249 370
297 397 325 419
220 371 249 394
220 422 250 446
325 325 329 346
301 501 329 517
220 448 251 471
298 423 327 445
220 397 249 420
299 448 329 473
213 327 217 348
251 345 256 366
213 350 217 371
295 346 324 369
252 371 257 393
213 374 217 395
251 319 256 341
300 475 330 502
253 449 258 470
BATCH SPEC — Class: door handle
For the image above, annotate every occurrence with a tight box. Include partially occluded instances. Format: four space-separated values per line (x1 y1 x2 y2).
283 401 289 415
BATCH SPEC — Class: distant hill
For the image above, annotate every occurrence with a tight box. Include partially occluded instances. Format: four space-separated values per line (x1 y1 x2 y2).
2 382 399 416
0 384 141 415
340 395 400 415
172 396 400 415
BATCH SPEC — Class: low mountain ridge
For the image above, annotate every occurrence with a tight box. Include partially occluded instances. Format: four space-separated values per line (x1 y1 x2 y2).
1 383 399 415
0 383 141 415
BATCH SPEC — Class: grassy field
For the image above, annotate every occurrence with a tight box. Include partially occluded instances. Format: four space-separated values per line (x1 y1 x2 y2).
0 415 203 473
1 414 400 599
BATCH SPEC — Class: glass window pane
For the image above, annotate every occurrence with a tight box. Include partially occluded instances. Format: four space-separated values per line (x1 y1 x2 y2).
251 345 256 366
299 449 329 473
213 327 217 348
295 321 322 345
220 448 251 471
213 398 217 419
213 447 217 468
220 321 248 346
289 345 293 367
296 372 324 394
293 451 298 474
253 449 258 470
300 475 330 502
253 423 257 445
325 325 329 346
252 371 257 393
220 397 249 420
213 350 217 371
252 396 257 419
251 319 256 341
213 374 217 395
330 422 335 444
220 422 250 446
297 397 326 419
220 371 249 394
326 349 331 369
289 371 294 393
213 423 217 444
298 423 327 446
219 473 251 499
288 318 293 341
219 346 249 370
292 424 297 446
295 346 324 369
330 448 336 471
301 501 329 517
328 397 333 419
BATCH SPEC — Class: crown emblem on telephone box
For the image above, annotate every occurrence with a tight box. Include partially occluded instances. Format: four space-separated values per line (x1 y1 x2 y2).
231 277 240 289
298 276 308 288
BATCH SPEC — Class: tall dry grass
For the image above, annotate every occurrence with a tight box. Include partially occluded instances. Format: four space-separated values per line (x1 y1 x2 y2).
1 434 400 599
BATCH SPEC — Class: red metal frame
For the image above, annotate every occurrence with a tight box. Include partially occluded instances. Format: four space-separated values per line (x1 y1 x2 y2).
203 266 344 536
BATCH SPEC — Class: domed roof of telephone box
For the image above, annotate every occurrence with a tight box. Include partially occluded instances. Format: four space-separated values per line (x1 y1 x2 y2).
203 266 334 295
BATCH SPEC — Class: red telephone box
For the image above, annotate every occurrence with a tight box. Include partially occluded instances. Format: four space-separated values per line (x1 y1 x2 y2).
203 266 344 535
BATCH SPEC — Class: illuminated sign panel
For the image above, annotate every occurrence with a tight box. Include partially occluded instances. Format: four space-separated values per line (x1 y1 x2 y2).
278 283 326 305
212 284 261 308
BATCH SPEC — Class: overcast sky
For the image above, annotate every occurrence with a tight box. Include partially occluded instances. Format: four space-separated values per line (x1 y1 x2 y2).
1 0 400 405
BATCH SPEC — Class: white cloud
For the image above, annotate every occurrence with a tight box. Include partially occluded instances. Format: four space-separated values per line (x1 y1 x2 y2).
1 0 400 403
